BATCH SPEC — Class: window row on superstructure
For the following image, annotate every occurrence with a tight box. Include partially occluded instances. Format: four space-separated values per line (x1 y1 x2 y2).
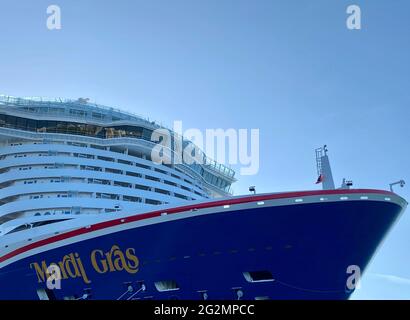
1 167 205 194
1 179 197 201
0 144 208 196
0 164 206 198
0 141 213 193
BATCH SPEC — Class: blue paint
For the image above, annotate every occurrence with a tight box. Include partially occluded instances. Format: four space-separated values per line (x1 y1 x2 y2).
0 200 402 300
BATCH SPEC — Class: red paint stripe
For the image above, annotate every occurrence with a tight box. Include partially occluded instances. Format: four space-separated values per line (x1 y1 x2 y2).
0 189 396 264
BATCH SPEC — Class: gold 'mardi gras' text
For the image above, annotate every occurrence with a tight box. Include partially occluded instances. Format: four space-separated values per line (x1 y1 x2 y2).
29 245 140 284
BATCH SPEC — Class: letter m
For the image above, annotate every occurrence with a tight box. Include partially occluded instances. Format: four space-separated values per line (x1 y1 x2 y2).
30 261 50 283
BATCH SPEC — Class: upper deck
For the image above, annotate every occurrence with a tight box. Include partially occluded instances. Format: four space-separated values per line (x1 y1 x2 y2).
0 95 236 183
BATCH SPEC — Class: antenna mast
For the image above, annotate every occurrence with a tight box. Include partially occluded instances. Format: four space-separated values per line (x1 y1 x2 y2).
315 145 335 190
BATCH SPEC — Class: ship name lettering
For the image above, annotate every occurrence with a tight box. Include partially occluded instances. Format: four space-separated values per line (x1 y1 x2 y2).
91 245 139 274
30 245 139 285
30 252 91 284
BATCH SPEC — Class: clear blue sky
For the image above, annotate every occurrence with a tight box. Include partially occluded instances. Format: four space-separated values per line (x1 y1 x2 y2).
0 0 409 299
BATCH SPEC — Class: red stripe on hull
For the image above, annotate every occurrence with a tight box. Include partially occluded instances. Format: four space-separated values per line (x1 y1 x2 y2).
0 189 396 264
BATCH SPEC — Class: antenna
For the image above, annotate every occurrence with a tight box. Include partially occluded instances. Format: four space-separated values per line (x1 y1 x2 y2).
389 180 405 192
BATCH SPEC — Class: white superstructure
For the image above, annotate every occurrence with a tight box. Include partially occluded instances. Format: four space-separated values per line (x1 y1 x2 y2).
0 95 235 235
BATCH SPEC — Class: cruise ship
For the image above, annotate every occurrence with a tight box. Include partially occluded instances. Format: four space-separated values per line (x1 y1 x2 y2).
0 95 406 300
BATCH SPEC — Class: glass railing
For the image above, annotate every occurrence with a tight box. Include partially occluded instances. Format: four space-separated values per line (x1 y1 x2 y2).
0 95 151 124
204 157 235 178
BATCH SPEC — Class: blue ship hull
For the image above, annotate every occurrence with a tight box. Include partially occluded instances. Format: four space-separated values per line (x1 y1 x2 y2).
0 191 405 300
